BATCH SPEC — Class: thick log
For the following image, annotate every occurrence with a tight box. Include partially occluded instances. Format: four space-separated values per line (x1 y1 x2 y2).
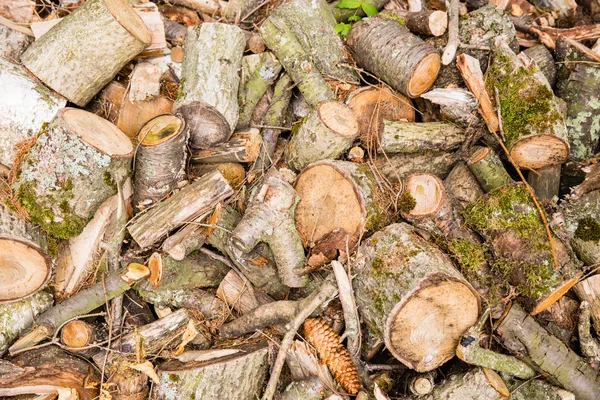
0 58 66 168
487 40 569 169
0 25 32 61
21 0 151 106
127 170 233 249
555 36 600 162
191 129 261 164
527 165 561 201
154 343 269 400
286 100 359 171
387 10 448 36
376 120 465 154
467 147 513 193
353 223 480 371
495 303 600 400
15 108 133 239
444 162 484 209
347 16 440 98
174 22 245 149
372 151 456 183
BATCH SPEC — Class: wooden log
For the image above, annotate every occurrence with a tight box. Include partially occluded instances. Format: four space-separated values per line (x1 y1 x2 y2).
133 2 167 58
463 183 580 314
86 79 127 125
117 96 174 140
523 44 557 87
0 25 32 61
281 377 325 400
467 147 513 193
386 10 448 37
421 88 481 129
223 0 264 21
190 129 261 164
487 40 569 169
347 16 440 98
154 343 269 400
21 0 151 106
14 108 133 239
217 270 274 314
189 163 246 189
555 36 600 162
376 120 465 154
346 86 415 149
134 115 188 210
0 58 66 168
502 374 569 400
527 165 561 201
408 373 435 396
372 151 456 184
60 320 94 349
127 170 233 248
574 275 600 334
174 22 245 149
286 100 359 171
353 222 480 371
444 162 484 209
294 160 393 261
230 171 307 288
495 303 600 400
563 156 600 201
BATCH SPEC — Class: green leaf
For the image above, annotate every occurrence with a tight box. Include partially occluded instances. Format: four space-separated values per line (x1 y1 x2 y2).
348 15 362 21
341 23 352 36
336 0 361 9
361 1 378 16
335 22 352 37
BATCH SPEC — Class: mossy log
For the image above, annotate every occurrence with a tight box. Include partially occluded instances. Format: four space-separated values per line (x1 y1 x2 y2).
0 58 66 169
15 108 133 239
346 86 415 148
467 147 513 193
353 223 480 371
347 16 440 98
387 10 448 37
463 183 580 314
174 22 245 149
523 44 557 88
134 115 188 210
555 36 600 161
190 129 262 164
154 343 269 400
217 270 274 314
495 303 600 400
527 165 561 201
294 160 393 262
372 151 456 184
21 0 151 106
0 291 53 356
575 275 600 334
127 170 233 249
0 25 32 61
237 53 282 130
444 162 484 209
230 171 307 288
486 40 569 170
376 120 465 154
286 100 359 171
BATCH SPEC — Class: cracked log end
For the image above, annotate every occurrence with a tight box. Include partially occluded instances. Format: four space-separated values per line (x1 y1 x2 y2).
402 173 444 218
0 239 51 303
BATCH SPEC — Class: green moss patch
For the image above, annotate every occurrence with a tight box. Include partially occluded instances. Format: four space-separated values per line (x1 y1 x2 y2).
575 217 600 242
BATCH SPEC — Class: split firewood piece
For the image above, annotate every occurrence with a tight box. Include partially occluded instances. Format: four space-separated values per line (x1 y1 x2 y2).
386 10 448 37
286 100 359 171
117 84 174 141
0 291 53 356
304 318 360 395
54 178 133 300
190 163 246 189
555 36 600 162
467 147 514 193
407 368 510 400
133 2 167 58
174 22 245 149
134 114 188 210
347 15 441 98
207 206 288 299
373 151 456 183
230 171 307 288
21 0 151 106
294 160 393 262
575 275 600 334
9 263 149 353
353 223 480 371
495 302 600 400
154 343 269 400
0 203 51 303
523 44 557 87
346 86 415 148
190 129 262 164
128 61 162 102
463 183 581 314
237 53 282 130
128 170 233 248
0 25 32 61
375 120 465 154
0 58 66 169
0 346 100 399
486 40 569 169
527 165 561 201
217 270 274 314
259 13 333 107
444 162 484 209
161 211 212 261
420 88 481 129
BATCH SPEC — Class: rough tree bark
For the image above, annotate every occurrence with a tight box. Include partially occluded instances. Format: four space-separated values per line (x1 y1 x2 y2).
528 165 561 201
574 275 600 334
376 120 465 154
0 25 32 61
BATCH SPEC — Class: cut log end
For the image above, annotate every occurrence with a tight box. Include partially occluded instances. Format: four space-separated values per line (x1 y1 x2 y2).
318 100 359 138
408 52 441 97
175 101 231 149
62 108 134 157
468 146 491 165
385 280 479 372
531 275 581 315
60 320 93 348
403 173 444 217
0 239 50 303
429 10 448 37
104 0 152 45
137 114 185 146
509 135 570 170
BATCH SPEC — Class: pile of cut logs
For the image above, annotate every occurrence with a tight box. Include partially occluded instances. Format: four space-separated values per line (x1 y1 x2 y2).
1 0 600 398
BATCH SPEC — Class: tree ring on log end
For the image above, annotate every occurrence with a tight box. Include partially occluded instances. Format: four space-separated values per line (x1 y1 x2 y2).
138 114 185 146
317 100 359 138
384 280 479 372
60 108 134 157
294 162 366 247
0 239 50 303
407 52 441 98
468 146 490 165
175 101 231 149
429 11 448 37
509 134 569 170
103 0 152 45
403 173 444 217
61 320 93 348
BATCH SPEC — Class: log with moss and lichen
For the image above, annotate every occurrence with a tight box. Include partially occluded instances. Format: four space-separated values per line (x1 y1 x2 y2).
444 162 484 209
372 151 457 184
467 147 513 193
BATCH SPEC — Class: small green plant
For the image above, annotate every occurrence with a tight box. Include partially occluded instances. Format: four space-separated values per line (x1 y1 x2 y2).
334 0 378 37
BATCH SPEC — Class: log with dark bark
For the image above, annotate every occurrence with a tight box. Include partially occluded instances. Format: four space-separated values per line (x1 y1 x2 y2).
347 15 441 98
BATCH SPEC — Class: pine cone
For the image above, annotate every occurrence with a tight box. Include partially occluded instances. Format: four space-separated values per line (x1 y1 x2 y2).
303 318 360 395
